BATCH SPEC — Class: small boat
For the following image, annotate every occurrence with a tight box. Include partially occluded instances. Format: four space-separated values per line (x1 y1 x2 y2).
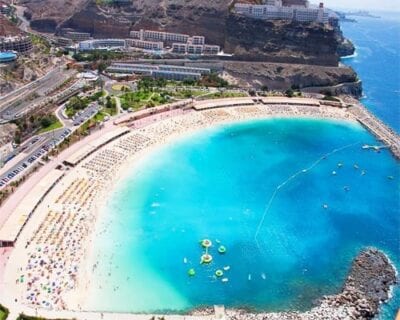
337 163 343 168
343 186 350 192
361 170 366 176
354 164 359 169
222 278 229 283
261 273 266 280
302 169 307 173
183 257 187 264
323 204 328 209
332 171 337 175
248 274 252 281
387 176 394 180
223 266 230 271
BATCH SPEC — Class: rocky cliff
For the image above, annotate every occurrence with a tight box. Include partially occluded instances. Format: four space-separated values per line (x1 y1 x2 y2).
22 0 349 66
222 61 361 95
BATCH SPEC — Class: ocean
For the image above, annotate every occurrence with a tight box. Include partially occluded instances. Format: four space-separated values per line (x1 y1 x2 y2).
86 118 399 316
340 12 400 133
341 13 400 318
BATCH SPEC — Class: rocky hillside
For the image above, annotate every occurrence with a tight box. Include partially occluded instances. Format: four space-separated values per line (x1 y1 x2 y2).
21 0 350 66
222 61 361 94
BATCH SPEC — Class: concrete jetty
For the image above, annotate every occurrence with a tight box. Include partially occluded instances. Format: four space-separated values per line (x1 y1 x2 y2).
348 103 400 159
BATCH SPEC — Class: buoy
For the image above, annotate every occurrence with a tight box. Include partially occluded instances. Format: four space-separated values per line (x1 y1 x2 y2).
218 245 227 254
200 254 213 264
344 186 350 192
215 269 224 277
201 239 212 248
188 268 196 277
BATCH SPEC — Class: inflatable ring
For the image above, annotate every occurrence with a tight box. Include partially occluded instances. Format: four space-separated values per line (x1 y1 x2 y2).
218 245 226 254
215 269 224 277
201 239 212 248
188 268 196 277
201 254 213 264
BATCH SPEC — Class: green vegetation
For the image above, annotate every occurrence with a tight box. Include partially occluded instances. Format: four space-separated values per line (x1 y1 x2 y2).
29 34 51 54
111 84 130 92
65 91 104 118
103 96 118 115
198 73 229 88
72 51 123 62
168 89 205 99
120 91 169 110
38 118 63 134
198 91 248 100
0 304 9 320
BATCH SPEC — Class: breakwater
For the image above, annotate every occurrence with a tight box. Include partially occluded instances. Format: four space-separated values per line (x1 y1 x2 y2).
348 103 400 159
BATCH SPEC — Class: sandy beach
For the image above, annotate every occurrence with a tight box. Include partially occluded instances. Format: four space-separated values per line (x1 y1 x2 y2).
1 102 360 314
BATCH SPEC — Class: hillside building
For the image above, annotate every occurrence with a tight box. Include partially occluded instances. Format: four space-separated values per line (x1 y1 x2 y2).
65 31 91 42
130 29 220 55
126 39 163 51
235 1 330 24
78 39 126 51
0 36 32 53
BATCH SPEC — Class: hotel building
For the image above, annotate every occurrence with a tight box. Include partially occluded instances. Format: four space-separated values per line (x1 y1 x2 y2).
106 63 210 80
78 39 126 51
234 1 329 24
130 29 221 55
126 39 164 51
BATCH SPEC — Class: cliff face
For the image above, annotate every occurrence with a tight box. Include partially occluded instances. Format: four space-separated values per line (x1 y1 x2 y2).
224 15 340 66
23 0 346 66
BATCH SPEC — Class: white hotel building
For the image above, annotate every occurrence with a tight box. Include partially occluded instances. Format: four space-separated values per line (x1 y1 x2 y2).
234 1 329 24
129 29 220 55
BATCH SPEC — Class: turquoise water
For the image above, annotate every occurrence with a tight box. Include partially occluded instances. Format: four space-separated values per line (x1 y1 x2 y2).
86 118 400 314
341 13 400 132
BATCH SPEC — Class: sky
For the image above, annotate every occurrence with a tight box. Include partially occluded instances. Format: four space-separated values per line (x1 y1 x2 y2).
322 0 400 12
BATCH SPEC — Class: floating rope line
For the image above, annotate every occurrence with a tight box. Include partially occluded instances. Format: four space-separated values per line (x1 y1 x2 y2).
254 141 361 249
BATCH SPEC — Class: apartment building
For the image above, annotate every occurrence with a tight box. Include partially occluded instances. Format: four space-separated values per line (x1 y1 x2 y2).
126 39 164 51
65 31 91 42
0 36 32 53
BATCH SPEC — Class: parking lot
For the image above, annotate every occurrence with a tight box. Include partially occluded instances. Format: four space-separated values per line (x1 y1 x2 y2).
0 128 72 188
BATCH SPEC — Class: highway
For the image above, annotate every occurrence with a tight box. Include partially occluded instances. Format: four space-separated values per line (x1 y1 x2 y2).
0 66 78 121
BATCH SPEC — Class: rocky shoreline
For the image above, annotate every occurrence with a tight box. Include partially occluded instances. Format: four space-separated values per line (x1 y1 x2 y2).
195 248 397 320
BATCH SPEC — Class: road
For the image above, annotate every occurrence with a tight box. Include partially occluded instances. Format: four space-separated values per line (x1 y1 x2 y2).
0 66 77 121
